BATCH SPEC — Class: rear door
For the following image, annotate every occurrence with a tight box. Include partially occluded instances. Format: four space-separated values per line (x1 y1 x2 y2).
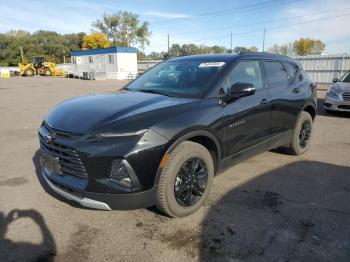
262 61 304 135
223 60 272 157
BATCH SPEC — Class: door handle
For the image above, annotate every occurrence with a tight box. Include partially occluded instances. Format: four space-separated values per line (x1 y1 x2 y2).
260 98 269 105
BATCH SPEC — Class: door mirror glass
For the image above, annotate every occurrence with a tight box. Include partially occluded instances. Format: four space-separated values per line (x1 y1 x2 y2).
332 77 339 83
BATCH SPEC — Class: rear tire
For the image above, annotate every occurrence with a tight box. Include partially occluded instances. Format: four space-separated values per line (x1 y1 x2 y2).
287 111 313 155
43 68 52 76
24 68 34 77
156 141 214 217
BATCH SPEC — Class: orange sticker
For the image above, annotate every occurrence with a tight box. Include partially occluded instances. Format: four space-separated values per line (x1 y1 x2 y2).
159 154 170 168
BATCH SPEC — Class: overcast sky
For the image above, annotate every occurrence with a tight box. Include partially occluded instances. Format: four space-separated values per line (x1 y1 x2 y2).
0 0 349 54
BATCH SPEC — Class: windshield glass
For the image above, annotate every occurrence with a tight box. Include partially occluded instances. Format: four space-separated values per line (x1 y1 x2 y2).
341 71 350 82
126 60 227 98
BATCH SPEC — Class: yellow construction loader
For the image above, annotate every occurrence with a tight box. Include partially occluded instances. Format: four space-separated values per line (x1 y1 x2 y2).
19 57 63 77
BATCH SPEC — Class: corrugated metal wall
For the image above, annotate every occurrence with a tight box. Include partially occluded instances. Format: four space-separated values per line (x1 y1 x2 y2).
289 54 349 84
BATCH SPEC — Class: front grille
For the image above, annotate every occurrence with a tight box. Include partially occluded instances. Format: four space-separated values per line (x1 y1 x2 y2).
39 126 88 179
342 92 350 101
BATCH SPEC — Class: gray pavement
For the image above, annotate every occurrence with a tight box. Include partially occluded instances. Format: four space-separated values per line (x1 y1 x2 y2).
0 77 349 262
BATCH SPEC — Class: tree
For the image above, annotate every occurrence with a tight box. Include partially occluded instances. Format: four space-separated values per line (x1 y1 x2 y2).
233 46 258 54
268 43 293 55
0 30 85 66
293 38 325 56
312 40 326 54
249 46 259 52
82 33 110 50
92 11 151 49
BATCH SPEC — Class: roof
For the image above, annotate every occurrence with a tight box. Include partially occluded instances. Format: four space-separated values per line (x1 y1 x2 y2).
71 46 138 56
168 53 237 62
168 52 295 63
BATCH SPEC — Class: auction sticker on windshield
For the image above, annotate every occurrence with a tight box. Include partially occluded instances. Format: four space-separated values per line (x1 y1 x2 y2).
199 62 226 68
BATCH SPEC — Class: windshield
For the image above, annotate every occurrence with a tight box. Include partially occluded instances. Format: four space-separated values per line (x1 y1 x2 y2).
341 71 350 83
126 60 227 98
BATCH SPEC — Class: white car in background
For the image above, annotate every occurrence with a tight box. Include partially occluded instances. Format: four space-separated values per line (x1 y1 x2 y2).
324 71 350 113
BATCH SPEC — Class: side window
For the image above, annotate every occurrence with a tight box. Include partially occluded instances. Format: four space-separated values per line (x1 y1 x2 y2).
263 61 289 85
227 61 263 90
108 54 114 64
283 62 299 80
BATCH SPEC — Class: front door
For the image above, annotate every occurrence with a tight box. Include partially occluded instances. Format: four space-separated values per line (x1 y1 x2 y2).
222 60 272 157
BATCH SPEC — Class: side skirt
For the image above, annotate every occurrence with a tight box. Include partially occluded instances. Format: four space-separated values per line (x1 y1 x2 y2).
218 130 293 174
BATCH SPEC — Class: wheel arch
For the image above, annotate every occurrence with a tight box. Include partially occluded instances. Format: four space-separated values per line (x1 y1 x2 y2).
302 103 316 120
154 129 222 186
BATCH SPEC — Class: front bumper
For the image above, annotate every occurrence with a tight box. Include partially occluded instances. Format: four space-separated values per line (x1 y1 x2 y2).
324 95 350 112
38 124 168 210
43 171 156 210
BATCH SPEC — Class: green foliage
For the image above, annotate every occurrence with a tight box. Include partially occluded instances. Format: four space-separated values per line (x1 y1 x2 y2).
144 43 229 60
0 30 85 66
268 43 294 56
232 46 259 54
92 11 151 49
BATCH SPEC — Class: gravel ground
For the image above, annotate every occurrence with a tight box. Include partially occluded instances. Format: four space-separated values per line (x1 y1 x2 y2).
0 77 349 262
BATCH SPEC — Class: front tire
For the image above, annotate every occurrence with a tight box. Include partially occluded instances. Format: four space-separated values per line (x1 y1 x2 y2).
24 68 34 77
287 111 313 155
43 68 52 76
156 141 214 217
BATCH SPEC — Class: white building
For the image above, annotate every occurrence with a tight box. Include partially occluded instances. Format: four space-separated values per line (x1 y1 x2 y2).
70 47 138 80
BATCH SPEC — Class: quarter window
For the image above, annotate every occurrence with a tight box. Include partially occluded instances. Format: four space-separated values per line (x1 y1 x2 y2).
263 61 289 85
283 62 299 80
227 61 263 90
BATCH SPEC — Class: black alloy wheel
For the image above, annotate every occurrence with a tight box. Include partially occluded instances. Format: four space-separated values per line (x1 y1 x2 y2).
174 157 208 207
299 120 311 149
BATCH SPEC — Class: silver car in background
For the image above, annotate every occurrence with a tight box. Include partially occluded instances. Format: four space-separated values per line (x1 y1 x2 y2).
324 71 350 112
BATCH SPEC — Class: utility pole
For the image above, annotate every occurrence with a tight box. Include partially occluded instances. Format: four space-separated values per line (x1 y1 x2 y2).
262 28 266 52
167 33 170 54
20 46 24 62
230 32 233 53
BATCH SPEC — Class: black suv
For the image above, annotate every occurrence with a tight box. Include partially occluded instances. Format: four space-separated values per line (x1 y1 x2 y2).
38 53 317 217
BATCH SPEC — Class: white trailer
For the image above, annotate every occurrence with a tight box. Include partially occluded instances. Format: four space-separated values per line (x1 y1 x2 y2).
70 47 138 80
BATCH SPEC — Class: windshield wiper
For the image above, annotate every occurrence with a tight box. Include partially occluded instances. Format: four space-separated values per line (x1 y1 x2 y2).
137 89 174 97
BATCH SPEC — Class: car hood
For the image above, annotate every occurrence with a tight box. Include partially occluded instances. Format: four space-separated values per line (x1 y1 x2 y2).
45 90 199 134
333 82 350 92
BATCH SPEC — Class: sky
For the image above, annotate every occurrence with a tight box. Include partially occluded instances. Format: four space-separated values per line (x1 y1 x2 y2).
0 0 349 54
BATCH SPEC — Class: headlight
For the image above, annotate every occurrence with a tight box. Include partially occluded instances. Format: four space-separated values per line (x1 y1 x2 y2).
327 86 342 99
97 129 148 138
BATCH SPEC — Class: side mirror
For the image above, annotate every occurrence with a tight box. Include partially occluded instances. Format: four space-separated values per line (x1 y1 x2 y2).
230 82 255 98
332 77 339 83
219 82 255 104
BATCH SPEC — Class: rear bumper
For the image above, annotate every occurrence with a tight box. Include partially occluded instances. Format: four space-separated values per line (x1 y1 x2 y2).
43 172 156 210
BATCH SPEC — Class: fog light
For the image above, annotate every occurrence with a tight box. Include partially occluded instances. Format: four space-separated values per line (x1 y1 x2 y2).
110 160 133 189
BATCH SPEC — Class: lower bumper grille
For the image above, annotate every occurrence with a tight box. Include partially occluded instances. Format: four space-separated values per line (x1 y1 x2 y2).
342 92 350 101
338 105 350 110
39 127 87 179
